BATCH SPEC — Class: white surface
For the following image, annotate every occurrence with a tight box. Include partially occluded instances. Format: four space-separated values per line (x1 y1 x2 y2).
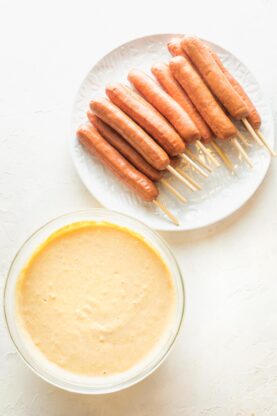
0 0 277 414
71 34 273 231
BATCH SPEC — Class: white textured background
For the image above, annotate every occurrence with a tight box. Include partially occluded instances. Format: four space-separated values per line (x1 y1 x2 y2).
0 0 277 414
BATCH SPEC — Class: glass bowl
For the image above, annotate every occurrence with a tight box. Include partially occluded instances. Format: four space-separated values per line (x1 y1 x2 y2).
3 209 185 394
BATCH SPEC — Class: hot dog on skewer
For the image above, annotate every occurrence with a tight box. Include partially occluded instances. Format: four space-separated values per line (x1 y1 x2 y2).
91 97 206 185
169 56 237 140
207 47 261 130
128 69 200 143
78 124 180 223
105 83 185 156
206 43 275 156
181 37 249 120
168 37 260 130
116 83 213 172
90 98 169 171
88 112 192 199
151 62 213 143
77 124 159 202
87 111 162 181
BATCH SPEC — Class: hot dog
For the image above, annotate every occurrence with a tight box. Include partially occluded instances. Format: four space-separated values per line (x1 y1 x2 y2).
181 37 249 120
90 98 169 171
77 124 159 202
167 38 187 58
106 83 185 156
87 111 162 181
208 47 261 129
151 62 213 143
169 56 237 140
121 85 155 109
128 69 200 142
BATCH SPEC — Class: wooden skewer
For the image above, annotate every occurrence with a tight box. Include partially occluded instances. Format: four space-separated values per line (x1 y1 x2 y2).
241 118 264 146
180 153 209 178
196 140 220 168
167 165 197 192
232 138 253 168
160 179 187 204
176 168 202 190
244 118 276 156
153 199 179 225
236 129 250 148
185 146 213 172
210 141 235 172
242 118 276 156
256 128 277 156
173 164 202 190
206 143 222 168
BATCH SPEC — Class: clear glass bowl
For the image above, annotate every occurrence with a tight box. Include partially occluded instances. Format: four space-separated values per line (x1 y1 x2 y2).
3 209 185 394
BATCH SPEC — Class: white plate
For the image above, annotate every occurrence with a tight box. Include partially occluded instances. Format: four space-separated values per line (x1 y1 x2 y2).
70 34 274 232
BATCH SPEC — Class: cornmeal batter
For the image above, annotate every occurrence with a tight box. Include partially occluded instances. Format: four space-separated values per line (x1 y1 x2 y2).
16 222 176 376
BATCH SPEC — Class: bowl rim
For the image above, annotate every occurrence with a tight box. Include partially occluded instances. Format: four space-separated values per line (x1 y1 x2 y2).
3 208 185 394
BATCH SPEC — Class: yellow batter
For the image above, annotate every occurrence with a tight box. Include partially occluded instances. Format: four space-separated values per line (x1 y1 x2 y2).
16 222 176 376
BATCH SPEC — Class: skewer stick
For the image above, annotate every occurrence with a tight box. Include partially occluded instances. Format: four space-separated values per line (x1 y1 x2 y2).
255 129 277 156
236 129 250 147
160 179 187 204
176 168 202 190
153 199 179 225
232 138 253 168
245 119 276 156
196 140 220 168
180 153 209 178
167 165 197 192
210 141 235 172
241 118 263 147
186 146 213 172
